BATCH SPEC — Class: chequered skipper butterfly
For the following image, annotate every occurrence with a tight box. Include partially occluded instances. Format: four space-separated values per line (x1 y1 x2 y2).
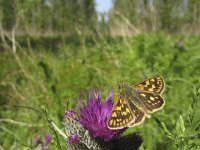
107 76 165 129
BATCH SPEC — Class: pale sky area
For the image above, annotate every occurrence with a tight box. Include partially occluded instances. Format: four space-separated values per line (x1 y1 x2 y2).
95 0 112 13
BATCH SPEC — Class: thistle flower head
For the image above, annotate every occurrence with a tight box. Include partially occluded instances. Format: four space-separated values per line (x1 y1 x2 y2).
64 88 143 150
64 109 76 119
78 89 124 141
69 134 80 144
33 132 52 150
45 132 52 144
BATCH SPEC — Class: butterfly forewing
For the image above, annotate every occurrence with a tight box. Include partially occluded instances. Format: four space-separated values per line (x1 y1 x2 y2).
131 76 164 94
108 95 135 129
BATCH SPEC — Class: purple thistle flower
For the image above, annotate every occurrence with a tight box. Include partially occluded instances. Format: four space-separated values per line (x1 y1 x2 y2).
78 89 125 141
45 132 52 144
69 134 80 144
64 88 143 149
33 132 52 150
65 109 76 119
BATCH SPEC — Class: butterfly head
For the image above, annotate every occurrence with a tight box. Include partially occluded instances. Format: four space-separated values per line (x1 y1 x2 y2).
118 82 125 92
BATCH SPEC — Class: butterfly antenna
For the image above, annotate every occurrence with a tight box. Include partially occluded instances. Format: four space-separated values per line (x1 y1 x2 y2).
121 74 135 83
102 81 117 88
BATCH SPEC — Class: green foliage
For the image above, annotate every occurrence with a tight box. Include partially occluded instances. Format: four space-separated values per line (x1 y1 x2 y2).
2 0 16 31
189 84 200 128
1 0 200 35
110 0 200 33
1 0 97 34
0 33 200 149
155 85 200 149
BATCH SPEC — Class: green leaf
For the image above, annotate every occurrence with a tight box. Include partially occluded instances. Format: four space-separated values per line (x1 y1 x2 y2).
188 83 200 134
175 115 185 137
154 117 174 140
188 84 200 125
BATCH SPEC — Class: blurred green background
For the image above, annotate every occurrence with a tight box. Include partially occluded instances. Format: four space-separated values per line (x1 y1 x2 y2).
0 0 200 149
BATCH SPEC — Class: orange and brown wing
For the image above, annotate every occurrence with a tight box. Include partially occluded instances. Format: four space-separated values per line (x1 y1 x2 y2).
131 76 165 94
136 92 165 113
107 94 135 129
128 100 146 127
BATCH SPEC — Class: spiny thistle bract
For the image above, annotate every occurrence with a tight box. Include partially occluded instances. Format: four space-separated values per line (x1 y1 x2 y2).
64 89 143 150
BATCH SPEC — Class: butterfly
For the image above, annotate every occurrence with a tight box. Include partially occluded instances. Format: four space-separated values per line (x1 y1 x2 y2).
107 76 165 129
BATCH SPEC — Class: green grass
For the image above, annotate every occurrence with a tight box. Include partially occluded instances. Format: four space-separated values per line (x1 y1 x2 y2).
0 33 200 149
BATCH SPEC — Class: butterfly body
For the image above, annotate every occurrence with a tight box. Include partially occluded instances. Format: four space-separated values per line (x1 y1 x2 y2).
108 76 165 129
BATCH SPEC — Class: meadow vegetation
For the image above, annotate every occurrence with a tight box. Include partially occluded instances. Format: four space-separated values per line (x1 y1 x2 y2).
1 0 200 149
0 34 200 149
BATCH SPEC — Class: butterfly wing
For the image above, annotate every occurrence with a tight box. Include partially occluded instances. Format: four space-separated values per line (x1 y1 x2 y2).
107 94 135 129
131 76 165 94
128 99 145 127
136 92 165 113
108 76 165 129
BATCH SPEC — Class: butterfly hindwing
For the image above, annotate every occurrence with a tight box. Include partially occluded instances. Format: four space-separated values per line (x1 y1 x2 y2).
131 76 164 94
136 92 165 113
108 94 135 129
128 100 145 126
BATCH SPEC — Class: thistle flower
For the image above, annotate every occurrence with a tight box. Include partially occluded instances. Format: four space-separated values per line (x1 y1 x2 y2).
69 134 80 144
45 132 52 144
64 109 76 119
33 132 52 150
78 89 123 141
64 108 102 149
64 88 143 150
